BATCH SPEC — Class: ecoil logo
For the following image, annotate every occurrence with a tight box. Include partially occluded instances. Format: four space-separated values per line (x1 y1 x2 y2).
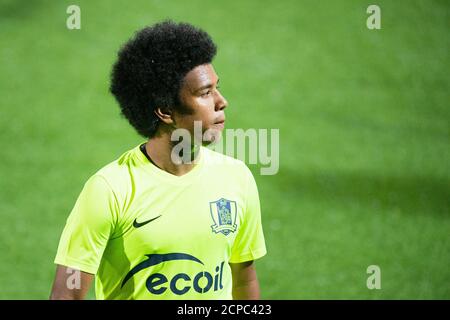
121 253 225 295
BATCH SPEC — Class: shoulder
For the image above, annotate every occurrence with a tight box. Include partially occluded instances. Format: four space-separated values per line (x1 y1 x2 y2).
201 147 255 182
202 146 247 168
86 145 141 200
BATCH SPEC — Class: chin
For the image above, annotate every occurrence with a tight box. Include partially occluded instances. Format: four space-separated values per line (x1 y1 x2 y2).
202 127 223 145
201 140 213 147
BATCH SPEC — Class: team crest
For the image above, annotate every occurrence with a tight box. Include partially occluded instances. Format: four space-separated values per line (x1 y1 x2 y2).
209 198 237 236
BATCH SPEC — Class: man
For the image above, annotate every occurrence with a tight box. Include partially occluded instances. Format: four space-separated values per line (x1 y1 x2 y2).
50 20 266 300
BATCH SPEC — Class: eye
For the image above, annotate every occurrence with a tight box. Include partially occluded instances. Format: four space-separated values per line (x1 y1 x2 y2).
201 90 212 97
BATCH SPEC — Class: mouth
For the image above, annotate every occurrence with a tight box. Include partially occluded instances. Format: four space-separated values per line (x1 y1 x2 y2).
215 114 225 123
213 118 225 129
213 115 226 128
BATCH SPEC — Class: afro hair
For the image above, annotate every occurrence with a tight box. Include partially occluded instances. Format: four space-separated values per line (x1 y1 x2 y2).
110 20 217 138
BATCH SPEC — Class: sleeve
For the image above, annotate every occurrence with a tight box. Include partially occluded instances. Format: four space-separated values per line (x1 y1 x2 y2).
54 174 118 274
229 166 267 263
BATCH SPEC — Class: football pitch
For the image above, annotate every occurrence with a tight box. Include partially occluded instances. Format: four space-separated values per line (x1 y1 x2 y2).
0 0 448 299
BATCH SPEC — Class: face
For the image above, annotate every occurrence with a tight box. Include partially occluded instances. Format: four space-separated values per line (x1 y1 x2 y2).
172 63 228 145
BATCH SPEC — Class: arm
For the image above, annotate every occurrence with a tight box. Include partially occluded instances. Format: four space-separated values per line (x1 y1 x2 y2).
49 265 94 300
229 260 260 300
51 175 116 300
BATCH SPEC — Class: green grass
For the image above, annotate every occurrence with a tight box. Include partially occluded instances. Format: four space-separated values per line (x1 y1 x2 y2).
0 0 448 299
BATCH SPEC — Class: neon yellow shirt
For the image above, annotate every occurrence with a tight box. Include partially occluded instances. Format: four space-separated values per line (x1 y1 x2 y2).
54 144 266 299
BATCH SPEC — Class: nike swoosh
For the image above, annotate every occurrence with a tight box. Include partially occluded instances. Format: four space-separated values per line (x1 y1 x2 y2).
133 215 162 228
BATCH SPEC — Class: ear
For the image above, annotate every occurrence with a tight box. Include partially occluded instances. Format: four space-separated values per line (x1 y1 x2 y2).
154 107 174 125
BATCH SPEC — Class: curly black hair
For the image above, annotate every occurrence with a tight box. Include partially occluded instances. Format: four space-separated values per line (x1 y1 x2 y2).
110 20 217 138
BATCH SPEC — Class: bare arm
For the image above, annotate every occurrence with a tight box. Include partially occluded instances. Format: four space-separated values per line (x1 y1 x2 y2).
49 265 94 300
229 260 260 300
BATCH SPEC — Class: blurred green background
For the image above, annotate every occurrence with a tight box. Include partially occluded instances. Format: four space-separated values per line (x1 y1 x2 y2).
0 0 449 299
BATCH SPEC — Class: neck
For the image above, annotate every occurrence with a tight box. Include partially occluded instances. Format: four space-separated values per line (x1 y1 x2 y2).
144 128 200 177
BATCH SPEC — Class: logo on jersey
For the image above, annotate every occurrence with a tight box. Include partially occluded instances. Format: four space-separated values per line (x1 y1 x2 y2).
121 253 225 295
209 198 237 236
132 214 161 228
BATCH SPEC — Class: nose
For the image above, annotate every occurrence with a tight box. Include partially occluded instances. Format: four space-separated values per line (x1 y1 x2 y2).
214 90 228 111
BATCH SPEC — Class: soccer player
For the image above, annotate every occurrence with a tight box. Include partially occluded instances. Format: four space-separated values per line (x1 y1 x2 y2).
50 21 266 300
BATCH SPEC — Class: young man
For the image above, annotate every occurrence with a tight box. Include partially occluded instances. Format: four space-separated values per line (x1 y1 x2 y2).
50 21 266 300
